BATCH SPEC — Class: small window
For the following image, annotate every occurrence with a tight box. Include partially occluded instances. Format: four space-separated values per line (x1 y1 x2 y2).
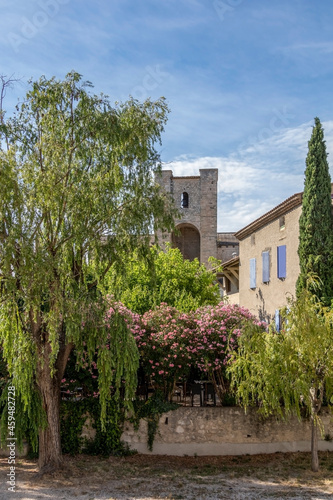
181 192 189 208
251 234 255 246
279 216 285 230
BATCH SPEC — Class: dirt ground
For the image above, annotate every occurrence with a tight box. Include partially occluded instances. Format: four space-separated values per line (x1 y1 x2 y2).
1 452 333 500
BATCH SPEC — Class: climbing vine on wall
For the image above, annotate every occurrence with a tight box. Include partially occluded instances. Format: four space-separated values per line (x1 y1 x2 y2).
131 391 179 451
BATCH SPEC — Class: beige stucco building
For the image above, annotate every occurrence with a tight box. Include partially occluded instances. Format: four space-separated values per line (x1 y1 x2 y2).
235 193 303 323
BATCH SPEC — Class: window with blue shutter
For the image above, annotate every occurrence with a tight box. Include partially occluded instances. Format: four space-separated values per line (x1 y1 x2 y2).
250 258 256 289
275 309 280 332
277 245 286 279
262 251 270 283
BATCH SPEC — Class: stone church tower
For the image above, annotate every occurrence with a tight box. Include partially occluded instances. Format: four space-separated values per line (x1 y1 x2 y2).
157 169 218 264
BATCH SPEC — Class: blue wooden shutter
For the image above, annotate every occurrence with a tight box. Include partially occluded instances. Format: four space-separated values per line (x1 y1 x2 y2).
262 251 270 283
277 245 286 279
250 258 256 289
275 309 280 332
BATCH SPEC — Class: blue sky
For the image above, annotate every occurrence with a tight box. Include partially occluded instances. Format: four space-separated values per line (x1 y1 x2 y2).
1 0 333 231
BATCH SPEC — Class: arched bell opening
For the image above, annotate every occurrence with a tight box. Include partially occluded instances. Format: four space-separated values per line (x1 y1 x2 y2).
181 192 189 208
171 224 200 262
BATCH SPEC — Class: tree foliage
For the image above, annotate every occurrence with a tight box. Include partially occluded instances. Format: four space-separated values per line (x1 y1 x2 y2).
228 289 333 472
296 117 333 305
106 244 221 314
0 71 175 471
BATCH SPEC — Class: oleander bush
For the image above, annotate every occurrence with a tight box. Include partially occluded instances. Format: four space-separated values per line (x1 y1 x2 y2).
136 301 266 401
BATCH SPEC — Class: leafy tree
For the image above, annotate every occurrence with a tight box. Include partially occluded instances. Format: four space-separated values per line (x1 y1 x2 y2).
296 117 333 305
0 71 175 472
228 290 333 472
0 74 21 150
106 245 221 314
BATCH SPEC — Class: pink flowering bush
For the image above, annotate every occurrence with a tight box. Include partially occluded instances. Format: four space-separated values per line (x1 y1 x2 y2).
137 304 196 399
191 303 264 371
61 299 266 406
190 303 266 401
137 302 266 402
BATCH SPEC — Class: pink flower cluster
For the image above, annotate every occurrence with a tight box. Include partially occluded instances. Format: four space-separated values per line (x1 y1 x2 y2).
190 303 262 372
136 304 196 392
136 302 266 389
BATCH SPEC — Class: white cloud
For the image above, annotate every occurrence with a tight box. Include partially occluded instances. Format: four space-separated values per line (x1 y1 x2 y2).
286 42 333 54
168 120 333 232
222 198 275 232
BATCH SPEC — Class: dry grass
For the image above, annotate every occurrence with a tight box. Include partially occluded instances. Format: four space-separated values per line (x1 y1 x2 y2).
1 451 333 499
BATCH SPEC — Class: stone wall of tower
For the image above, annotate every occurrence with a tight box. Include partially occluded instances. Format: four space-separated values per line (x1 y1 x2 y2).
171 176 201 229
154 169 173 249
199 168 218 264
155 169 218 265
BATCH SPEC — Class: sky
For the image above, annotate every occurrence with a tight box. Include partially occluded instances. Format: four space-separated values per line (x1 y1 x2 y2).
1 0 333 231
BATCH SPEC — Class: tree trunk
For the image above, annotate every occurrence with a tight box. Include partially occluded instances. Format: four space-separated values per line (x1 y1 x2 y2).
36 336 73 473
311 414 319 472
38 374 63 472
309 385 323 473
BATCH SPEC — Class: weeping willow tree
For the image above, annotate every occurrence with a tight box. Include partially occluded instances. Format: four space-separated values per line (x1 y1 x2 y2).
228 288 333 472
0 71 175 472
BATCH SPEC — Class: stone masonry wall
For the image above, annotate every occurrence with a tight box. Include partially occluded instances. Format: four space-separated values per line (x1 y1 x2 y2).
122 406 333 456
155 169 218 265
3 406 332 457
199 169 218 263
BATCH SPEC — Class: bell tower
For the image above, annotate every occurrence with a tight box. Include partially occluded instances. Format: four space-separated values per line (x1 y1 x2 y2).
157 169 218 264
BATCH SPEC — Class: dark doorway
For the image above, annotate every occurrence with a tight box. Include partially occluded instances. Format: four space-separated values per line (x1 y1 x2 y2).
172 225 200 261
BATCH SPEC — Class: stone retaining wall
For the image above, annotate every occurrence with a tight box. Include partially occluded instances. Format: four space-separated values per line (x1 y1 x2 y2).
122 406 333 456
1 406 332 457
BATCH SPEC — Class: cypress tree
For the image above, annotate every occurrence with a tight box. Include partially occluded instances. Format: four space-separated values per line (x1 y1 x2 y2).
296 117 333 305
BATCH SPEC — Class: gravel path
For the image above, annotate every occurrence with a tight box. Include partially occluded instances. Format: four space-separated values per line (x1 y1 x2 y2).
1 454 332 500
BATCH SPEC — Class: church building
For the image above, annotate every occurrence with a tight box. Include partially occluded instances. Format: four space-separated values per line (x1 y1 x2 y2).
157 169 240 302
